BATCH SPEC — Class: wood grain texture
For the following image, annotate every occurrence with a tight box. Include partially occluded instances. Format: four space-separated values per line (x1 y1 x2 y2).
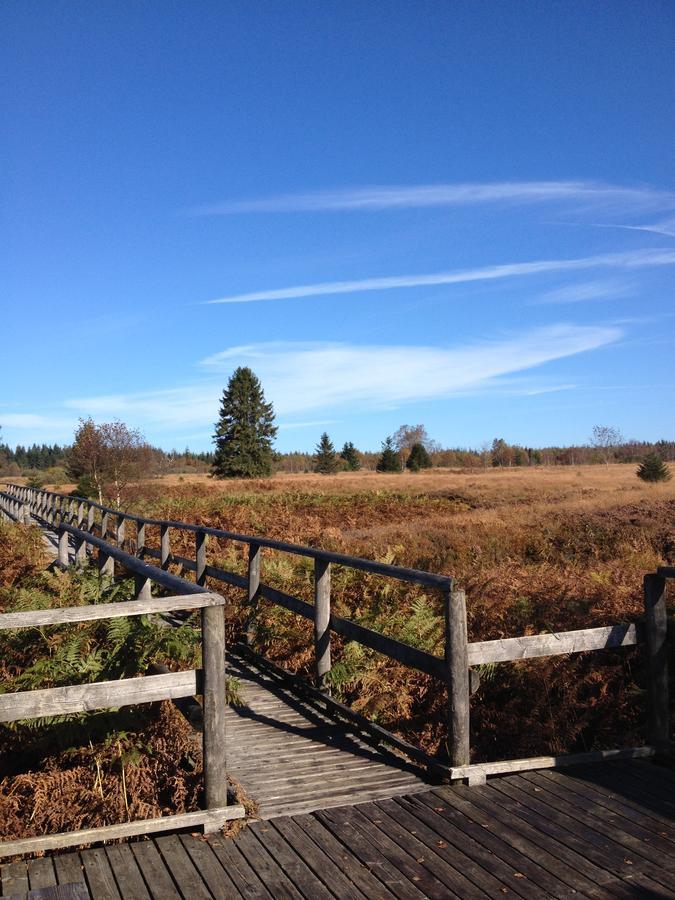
0 592 225 631
0 671 201 724
0 807 245 859
468 623 641 664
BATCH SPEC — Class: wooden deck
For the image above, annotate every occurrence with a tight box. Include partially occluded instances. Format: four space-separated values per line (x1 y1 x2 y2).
224 649 432 818
1 760 673 898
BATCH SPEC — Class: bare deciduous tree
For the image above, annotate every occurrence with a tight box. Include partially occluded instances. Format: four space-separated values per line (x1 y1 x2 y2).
590 425 623 465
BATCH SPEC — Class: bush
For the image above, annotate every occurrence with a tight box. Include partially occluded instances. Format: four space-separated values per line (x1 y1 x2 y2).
637 453 672 483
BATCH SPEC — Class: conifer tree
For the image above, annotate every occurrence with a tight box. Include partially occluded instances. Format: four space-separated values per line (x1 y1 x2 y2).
212 368 277 478
406 441 432 472
340 441 361 471
376 436 401 473
314 432 339 474
636 452 672 483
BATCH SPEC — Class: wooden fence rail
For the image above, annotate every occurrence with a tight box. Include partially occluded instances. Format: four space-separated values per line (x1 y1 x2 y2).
1 482 671 783
0 505 244 857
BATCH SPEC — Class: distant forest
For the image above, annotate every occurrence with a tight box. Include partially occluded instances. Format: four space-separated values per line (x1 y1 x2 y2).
0 443 214 478
1 437 673 479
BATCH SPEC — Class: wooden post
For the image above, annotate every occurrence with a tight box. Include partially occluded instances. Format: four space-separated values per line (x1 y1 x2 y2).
160 525 171 570
87 506 95 533
134 574 152 602
74 535 87 567
201 604 228 823
101 511 109 541
98 547 114 578
445 585 470 769
246 543 261 646
58 530 69 568
116 516 125 549
76 502 85 529
644 574 669 747
314 558 332 693
136 521 146 558
196 529 207 586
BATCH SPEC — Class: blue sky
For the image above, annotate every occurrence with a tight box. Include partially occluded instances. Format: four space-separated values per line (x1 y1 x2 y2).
2 2 674 453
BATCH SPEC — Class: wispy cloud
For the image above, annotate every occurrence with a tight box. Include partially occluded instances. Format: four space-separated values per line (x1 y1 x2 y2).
52 324 622 437
533 279 633 305
199 325 619 415
204 248 675 305
591 217 675 239
188 180 675 216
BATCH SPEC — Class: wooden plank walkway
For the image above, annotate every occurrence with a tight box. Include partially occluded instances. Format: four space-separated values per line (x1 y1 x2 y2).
224 648 432 819
1 761 673 898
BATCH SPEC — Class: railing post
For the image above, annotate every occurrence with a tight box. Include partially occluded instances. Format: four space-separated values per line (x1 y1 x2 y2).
58 530 69 568
196 529 207 586
246 542 261 646
76 502 85 529
444 584 470 770
136 520 146 558
202 603 228 826
87 505 95 533
644 574 669 747
101 511 109 542
74 533 87 566
134 574 152 602
160 525 171 570
116 515 125 549
98 546 114 578
314 558 332 693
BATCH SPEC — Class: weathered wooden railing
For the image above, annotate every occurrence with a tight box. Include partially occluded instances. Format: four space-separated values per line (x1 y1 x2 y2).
1 482 671 786
0 507 244 858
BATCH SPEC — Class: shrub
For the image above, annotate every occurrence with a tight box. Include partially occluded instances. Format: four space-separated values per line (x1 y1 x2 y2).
637 453 672 483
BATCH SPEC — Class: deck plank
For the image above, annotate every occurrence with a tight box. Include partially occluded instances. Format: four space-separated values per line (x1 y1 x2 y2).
80 848 122 900
153 835 211 900
129 842 181 900
104 847 150 900
27 860 56 892
178 834 238 899
52 855 86 888
491 775 674 888
427 785 615 898
207 833 274 900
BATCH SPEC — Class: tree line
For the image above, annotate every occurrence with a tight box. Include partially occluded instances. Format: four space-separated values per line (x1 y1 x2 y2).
1 367 672 495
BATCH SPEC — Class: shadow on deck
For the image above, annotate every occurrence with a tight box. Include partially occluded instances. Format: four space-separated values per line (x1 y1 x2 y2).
1 759 673 899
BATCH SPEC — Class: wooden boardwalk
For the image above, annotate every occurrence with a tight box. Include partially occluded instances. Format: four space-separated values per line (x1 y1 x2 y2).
225 649 432 818
1 760 673 898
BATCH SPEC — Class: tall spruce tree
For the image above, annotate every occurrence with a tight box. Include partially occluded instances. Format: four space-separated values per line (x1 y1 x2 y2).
376 436 401 473
406 441 432 472
636 452 672 483
314 432 339 474
340 441 361 471
212 368 277 478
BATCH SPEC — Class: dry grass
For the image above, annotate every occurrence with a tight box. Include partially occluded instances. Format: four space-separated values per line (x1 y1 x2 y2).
15 465 675 762
114 465 675 762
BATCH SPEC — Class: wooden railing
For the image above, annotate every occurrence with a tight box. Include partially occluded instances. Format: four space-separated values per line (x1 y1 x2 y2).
0 507 245 858
1 483 671 786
